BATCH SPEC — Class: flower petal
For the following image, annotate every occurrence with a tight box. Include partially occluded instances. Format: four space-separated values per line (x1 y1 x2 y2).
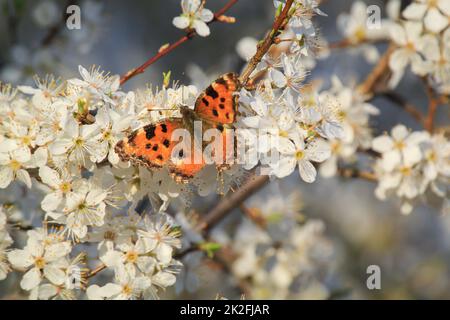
193 20 210 37
20 268 42 291
372 135 394 153
0 167 13 189
298 160 317 183
44 265 66 285
172 16 190 29
424 8 448 33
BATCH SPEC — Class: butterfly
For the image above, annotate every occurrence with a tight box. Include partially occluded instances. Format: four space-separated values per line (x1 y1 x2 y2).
115 73 241 183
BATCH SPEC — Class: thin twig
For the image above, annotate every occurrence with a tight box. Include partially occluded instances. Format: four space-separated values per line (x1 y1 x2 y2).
197 175 269 233
423 79 441 133
239 0 295 85
338 168 377 181
358 43 395 96
239 204 266 228
327 38 386 50
382 91 425 125
119 0 240 85
87 263 107 279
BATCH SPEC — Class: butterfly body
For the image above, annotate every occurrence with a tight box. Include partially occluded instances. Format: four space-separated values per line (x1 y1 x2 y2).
115 73 241 183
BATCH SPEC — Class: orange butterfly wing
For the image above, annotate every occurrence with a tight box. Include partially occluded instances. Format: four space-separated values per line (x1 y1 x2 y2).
115 119 205 182
115 73 241 183
194 73 240 124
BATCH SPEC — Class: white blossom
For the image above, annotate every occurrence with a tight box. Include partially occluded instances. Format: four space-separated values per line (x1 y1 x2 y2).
172 0 214 37
7 228 72 291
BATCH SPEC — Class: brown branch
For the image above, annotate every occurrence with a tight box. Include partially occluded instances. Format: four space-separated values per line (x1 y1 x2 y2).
87 263 106 279
239 0 295 85
338 168 377 181
358 43 396 96
197 175 269 233
119 0 240 85
327 38 386 50
239 204 266 228
423 79 443 133
382 91 425 125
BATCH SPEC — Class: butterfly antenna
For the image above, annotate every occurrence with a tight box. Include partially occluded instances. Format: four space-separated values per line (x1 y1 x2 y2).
147 107 179 111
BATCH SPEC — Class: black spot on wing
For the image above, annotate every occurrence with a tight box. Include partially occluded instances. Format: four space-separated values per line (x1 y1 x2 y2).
145 125 156 140
205 85 219 99
201 97 209 106
145 143 152 149
160 124 167 133
163 139 170 148
219 103 225 109
152 145 158 151
214 77 228 88
212 109 219 117
220 97 226 103
156 155 163 161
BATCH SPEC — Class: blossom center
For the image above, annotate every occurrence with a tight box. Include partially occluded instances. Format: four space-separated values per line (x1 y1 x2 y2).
426 151 436 162
394 140 405 150
34 256 46 269
406 42 415 52
60 182 72 193
295 150 305 160
427 0 437 7
338 110 347 119
125 251 138 263
102 129 112 140
9 160 21 171
279 130 289 138
52 121 61 132
122 284 133 296
74 137 84 147
354 26 366 41
21 136 32 146
331 141 341 153
78 202 87 211
400 166 412 176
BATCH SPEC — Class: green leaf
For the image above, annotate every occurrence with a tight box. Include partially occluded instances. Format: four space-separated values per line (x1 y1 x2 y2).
77 98 87 114
163 71 171 88
266 212 283 224
275 3 283 18
199 242 222 258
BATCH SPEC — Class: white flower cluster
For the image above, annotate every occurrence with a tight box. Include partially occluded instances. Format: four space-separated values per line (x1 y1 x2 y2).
230 191 335 299
0 66 186 299
0 208 12 281
7 227 83 299
318 76 379 177
86 214 181 300
372 125 450 214
336 1 393 63
236 1 343 183
388 0 450 92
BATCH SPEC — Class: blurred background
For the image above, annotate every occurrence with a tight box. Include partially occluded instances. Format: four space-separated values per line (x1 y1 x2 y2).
0 0 449 299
